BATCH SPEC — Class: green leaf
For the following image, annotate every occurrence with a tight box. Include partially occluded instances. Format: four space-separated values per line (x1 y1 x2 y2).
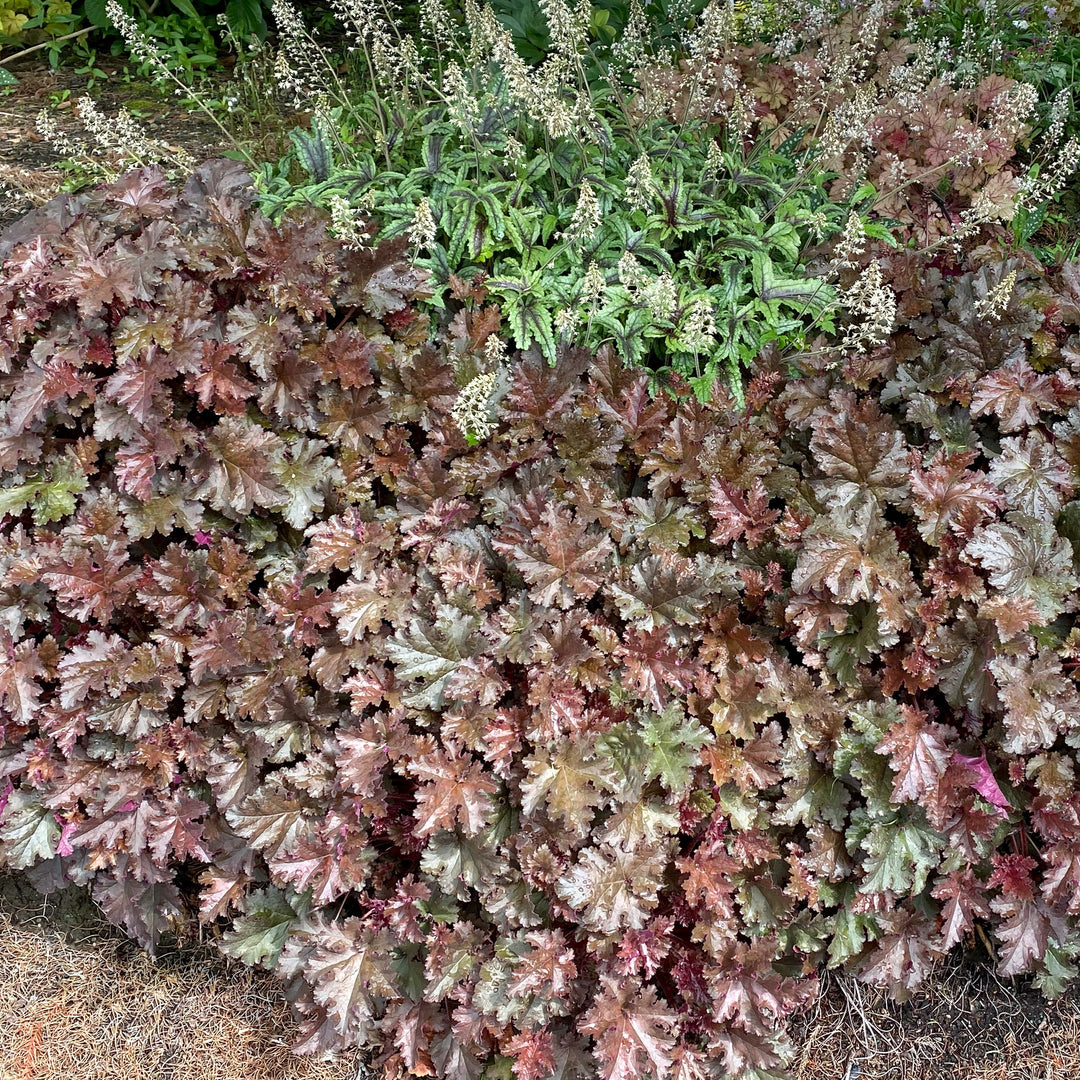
85 0 110 27
225 0 268 39
170 0 202 18
640 704 709 793
596 723 649 789
828 885 881 967
1035 938 1080 998
855 810 943 895
0 789 58 870
0 68 16 87
420 829 509 901
818 601 885 685
219 886 310 968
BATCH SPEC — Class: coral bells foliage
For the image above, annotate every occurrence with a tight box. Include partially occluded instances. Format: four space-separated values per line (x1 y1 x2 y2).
8 164 1080 1080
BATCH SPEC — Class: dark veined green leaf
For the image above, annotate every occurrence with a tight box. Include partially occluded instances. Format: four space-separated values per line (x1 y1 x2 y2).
289 121 334 183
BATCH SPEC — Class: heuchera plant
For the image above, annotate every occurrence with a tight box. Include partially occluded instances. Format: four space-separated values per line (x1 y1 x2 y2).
4 161 1080 1079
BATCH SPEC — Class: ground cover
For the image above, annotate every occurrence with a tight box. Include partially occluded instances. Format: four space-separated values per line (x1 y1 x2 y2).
3 1 1080 1079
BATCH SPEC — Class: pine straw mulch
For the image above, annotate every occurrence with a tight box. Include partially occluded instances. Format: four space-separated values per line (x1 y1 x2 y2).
0 883 367 1080
2 876 1078 1080
792 955 1080 1080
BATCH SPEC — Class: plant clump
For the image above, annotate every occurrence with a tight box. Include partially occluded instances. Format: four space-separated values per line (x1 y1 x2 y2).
4 156 1080 1079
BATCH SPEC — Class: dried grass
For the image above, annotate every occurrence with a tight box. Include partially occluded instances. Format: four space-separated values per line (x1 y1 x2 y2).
792 955 1080 1080
5 876 1080 1080
0 890 365 1080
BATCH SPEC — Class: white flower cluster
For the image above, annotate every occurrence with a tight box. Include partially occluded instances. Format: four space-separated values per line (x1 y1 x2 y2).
641 272 679 322
625 154 655 214
34 109 89 163
840 261 896 353
270 0 328 104
617 249 648 290
409 197 438 250
327 194 372 251
973 268 1018 322
676 295 717 353
1046 88 1072 148
686 0 734 62
1018 137 1080 207
558 180 602 251
452 370 500 441
106 0 170 78
830 211 867 270
75 97 195 173
579 262 607 308
818 82 877 162
463 0 576 140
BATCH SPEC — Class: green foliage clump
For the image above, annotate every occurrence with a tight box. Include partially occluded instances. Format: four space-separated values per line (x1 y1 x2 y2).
254 0 885 403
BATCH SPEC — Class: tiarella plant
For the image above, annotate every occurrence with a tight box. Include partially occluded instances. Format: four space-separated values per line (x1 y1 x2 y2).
244 0 1077 402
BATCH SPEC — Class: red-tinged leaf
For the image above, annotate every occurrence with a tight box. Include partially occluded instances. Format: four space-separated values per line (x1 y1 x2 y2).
616 918 674 981
497 502 614 610
406 743 497 838
712 971 787 1037
808 390 910 507
103 345 176 424
136 545 225 630
858 909 943 998
503 1028 557 1080
192 417 287 517
0 633 44 724
42 539 140 624
189 339 257 415
224 785 313 861
615 628 697 711
988 648 1080 755
877 705 952 805
55 631 131 710
990 896 1052 976
933 869 992 950
988 433 1073 522
92 859 184 954
591 352 673 455
669 1042 712 1080
910 449 1003 543
278 914 398 1040
1042 841 1080 913
506 928 579 1007
556 841 671 933
521 738 617 837
791 501 917 633
709 1026 783 1075
953 753 1010 812
708 477 780 547
146 793 212 865
270 830 372 905
971 356 1061 431
676 838 741 916
578 975 679 1080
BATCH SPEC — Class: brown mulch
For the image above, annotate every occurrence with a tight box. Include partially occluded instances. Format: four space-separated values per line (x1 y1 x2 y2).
0 876 367 1080
793 954 1080 1080
1 866 1078 1080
